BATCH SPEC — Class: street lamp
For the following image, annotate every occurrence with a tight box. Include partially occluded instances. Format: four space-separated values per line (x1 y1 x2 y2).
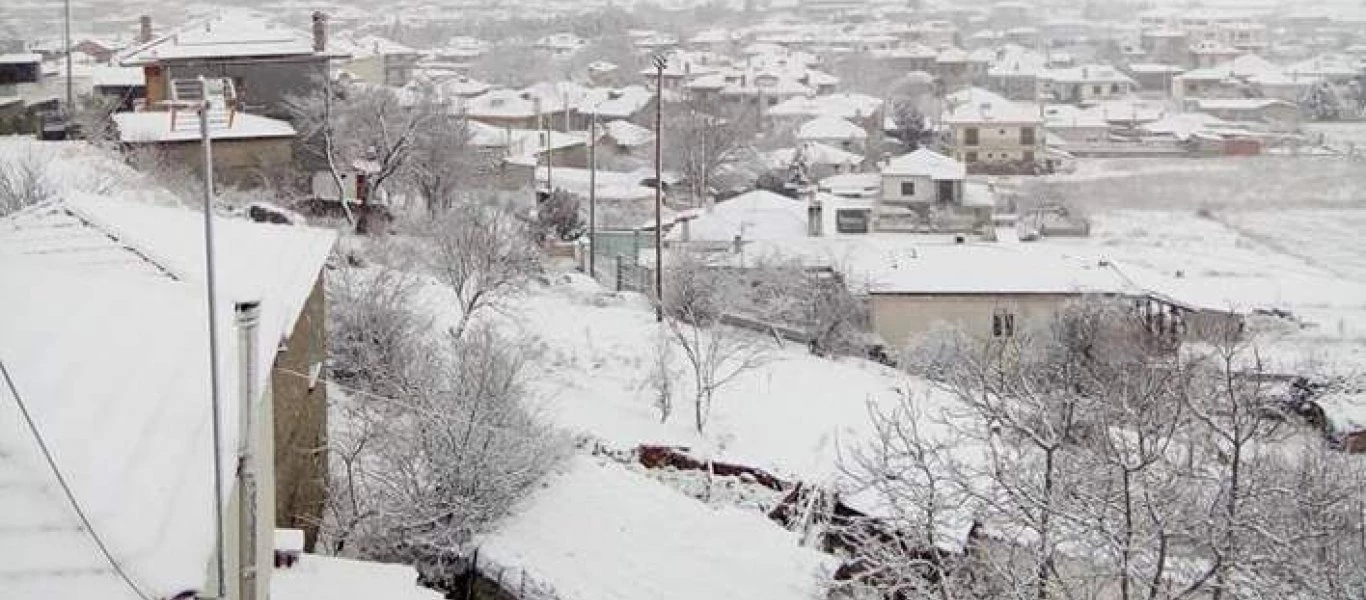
652 53 667 322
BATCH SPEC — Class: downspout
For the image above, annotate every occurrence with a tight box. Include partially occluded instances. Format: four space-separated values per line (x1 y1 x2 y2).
235 300 262 600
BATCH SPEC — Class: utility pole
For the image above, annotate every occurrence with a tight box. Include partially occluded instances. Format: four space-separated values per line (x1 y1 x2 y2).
653 54 667 322
63 0 73 111
588 108 597 279
196 76 228 600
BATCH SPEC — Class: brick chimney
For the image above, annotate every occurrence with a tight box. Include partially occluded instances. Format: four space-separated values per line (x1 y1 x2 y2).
311 11 327 53
138 15 152 43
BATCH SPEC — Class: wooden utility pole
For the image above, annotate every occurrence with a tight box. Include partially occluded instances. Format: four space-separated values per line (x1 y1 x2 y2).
588 109 597 278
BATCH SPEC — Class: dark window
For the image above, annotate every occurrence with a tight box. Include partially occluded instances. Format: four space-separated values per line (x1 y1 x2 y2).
1092 85 1103 95
900 181 915 196
1020 127 1036 145
1111 83 1121 93
992 310 1016 338
964 127 979 146
835 209 870 234
965 151 979 163
1024 150 1036 163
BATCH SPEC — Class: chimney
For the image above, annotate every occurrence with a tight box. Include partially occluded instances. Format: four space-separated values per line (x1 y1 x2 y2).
311 11 327 53
138 15 152 43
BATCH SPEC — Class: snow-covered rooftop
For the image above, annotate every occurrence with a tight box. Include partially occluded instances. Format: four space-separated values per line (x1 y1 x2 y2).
118 9 334 65
477 456 835 600
797 115 867 142
113 111 297 143
0 193 334 599
882 148 966 180
273 555 442 600
670 190 808 243
601 119 654 148
868 245 1138 295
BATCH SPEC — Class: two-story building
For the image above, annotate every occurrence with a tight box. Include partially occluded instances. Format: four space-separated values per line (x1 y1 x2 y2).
117 10 346 119
942 88 1044 172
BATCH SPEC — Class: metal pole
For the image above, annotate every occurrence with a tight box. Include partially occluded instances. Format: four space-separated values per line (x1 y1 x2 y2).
198 77 228 600
63 0 72 110
588 110 597 279
653 55 666 322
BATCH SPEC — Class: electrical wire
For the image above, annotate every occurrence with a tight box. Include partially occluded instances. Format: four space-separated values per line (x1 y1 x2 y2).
0 359 153 600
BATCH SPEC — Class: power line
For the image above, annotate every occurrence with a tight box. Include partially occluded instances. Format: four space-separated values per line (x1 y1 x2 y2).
273 367 545 441
0 359 153 600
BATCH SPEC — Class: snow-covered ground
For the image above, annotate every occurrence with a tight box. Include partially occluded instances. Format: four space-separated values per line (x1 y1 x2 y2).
272 554 442 600
476 455 836 600
415 271 932 482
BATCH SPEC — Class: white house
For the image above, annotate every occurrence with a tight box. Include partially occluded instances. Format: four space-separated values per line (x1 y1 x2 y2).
1043 64 1137 105
666 189 808 249
942 88 1044 170
0 195 336 600
796 115 868 151
873 148 993 233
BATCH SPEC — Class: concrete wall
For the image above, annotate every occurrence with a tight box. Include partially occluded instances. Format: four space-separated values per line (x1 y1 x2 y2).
150 57 328 119
272 275 329 552
869 292 1075 349
950 122 1042 165
880 173 936 204
128 137 294 188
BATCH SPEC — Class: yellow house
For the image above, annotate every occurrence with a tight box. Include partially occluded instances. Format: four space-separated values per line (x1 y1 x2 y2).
942 88 1044 171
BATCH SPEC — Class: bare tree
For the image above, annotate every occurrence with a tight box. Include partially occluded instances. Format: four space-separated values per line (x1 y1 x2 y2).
403 105 484 216
425 198 542 342
0 152 55 216
660 252 767 433
664 97 760 205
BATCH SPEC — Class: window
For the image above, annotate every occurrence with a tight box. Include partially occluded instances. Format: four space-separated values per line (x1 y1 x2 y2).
964 127 979 146
1111 83 1121 93
1020 127 1035 145
900 181 915 196
1024 150 1035 163
835 209 870 234
965 151 979 163
992 310 1016 338
1092 84 1102 95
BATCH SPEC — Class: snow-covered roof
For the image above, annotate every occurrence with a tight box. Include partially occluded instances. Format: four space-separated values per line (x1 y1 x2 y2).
1043 104 1109 129
535 166 656 201
1139 112 1236 140
669 190 808 243
477 457 834 600
869 245 1138 295
520 80 591 113
1191 97 1294 112
272 555 442 600
944 93 1042 125
989 46 1046 77
89 65 144 87
113 111 296 143
439 75 491 98
0 195 334 600
118 9 334 65
883 148 966 180
465 89 540 120
818 172 880 197
767 93 882 121
576 85 653 119
1045 64 1136 85
1126 63 1185 75
0 52 41 64
768 141 863 169
335 34 418 58
602 119 654 147
797 116 867 141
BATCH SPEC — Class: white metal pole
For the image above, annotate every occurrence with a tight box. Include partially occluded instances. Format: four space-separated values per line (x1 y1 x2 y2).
588 110 597 278
198 76 228 600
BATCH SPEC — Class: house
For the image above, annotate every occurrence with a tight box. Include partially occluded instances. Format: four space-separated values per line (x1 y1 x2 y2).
865 246 1238 348
573 85 655 130
766 93 884 128
1190 40 1241 69
89 66 145 110
873 148 993 233
1043 104 1110 144
1125 63 1186 96
0 53 42 85
666 189 808 249
942 88 1044 171
987 46 1046 101
339 34 420 87
768 141 864 183
796 115 867 151
598 119 655 159
0 193 335 600
464 88 541 129
1188 97 1299 125
1043 64 1136 105
117 10 344 119
112 109 297 185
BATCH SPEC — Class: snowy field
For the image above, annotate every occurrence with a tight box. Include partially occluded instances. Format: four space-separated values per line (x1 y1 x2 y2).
1304 121 1366 151
1028 156 1366 373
